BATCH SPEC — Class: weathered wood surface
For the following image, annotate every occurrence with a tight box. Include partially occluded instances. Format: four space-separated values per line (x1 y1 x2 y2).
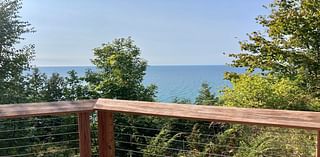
78 112 92 157
0 100 96 119
96 98 320 130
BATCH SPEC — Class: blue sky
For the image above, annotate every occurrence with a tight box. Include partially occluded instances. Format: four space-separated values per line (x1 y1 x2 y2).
20 0 272 66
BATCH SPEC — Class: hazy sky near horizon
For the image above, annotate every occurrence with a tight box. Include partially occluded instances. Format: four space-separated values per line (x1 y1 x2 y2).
19 0 272 66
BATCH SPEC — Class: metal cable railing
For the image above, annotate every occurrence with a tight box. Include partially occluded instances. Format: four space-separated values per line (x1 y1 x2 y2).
88 113 317 157
0 115 80 157
4 114 303 157
2 112 312 157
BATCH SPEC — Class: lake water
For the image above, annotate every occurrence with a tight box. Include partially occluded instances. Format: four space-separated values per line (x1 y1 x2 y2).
39 65 245 102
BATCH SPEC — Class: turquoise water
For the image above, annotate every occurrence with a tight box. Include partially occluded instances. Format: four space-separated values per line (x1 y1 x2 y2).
39 65 245 102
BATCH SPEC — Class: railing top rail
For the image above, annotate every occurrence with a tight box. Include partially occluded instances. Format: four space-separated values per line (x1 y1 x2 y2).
0 100 96 119
1 98 319 130
95 99 320 130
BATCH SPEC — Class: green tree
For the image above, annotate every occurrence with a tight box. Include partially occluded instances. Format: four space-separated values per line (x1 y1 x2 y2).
26 68 47 102
172 97 192 104
0 0 35 104
222 74 316 111
87 37 157 101
86 37 158 156
44 73 66 102
0 1 81 156
195 82 218 105
64 70 90 100
227 0 320 97
223 1 320 155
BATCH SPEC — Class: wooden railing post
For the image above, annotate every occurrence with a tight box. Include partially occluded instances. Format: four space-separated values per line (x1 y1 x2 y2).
98 110 115 157
78 112 92 157
317 130 320 157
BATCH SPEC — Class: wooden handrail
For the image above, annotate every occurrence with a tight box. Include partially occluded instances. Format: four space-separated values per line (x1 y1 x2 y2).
95 98 320 130
1 98 319 130
0 100 96 119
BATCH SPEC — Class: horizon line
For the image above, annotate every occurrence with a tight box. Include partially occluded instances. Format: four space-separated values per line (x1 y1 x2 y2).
35 64 229 67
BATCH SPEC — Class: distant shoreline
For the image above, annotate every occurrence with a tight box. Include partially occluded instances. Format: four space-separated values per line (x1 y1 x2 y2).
36 64 228 68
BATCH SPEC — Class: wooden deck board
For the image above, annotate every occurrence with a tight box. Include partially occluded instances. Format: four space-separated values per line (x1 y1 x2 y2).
95 99 320 130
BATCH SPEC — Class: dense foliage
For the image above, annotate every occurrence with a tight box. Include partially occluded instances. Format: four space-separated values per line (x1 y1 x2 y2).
195 82 219 105
0 0 34 104
87 37 157 101
222 74 319 111
226 0 320 97
221 0 320 156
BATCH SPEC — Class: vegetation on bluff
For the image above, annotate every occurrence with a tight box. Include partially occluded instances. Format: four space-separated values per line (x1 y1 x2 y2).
0 0 35 104
226 0 320 98
222 0 320 156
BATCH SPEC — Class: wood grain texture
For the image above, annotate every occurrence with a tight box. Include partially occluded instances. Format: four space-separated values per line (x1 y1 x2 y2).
0 100 96 119
98 111 115 157
78 112 92 157
96 98 320 130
